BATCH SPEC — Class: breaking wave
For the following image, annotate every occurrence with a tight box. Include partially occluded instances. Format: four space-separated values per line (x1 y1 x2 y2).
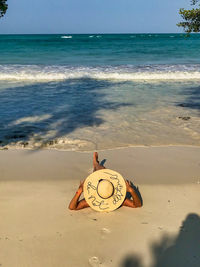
61 35 72 39
1 64 200 82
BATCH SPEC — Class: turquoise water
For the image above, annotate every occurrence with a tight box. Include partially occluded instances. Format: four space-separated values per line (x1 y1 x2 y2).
0 34 199 150
1 34 200 65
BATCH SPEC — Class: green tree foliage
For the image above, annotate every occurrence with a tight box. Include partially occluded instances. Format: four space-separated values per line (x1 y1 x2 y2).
177 0 200 32
0 0 8 18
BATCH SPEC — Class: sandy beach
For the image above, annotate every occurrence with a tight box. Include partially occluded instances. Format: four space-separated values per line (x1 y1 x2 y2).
0 146 200 267
1 3 200 267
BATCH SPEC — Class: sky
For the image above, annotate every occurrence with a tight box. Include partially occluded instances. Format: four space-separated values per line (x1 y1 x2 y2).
0 0 192 34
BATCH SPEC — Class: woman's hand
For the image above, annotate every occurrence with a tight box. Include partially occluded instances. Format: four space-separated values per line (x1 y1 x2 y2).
125 180 134 193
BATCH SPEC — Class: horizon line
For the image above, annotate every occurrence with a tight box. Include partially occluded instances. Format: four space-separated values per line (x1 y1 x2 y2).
0 32 193 35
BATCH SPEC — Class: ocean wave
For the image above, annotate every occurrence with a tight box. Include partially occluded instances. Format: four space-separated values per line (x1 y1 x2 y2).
0 137 96 151
89 35 101 38
1 64 200 82
61 35 72 39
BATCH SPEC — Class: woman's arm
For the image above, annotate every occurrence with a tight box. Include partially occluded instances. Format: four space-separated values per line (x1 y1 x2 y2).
68 181 89 210
123 180 142 208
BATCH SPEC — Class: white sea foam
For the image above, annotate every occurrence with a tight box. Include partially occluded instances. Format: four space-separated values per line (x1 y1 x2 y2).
1 64 200 82
61 35 72 39
2 137 96 151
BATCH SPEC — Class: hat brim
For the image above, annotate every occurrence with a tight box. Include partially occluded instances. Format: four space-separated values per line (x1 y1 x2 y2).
83 169 126 212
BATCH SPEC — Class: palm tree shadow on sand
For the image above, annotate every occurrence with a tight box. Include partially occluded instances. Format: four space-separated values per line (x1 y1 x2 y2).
122 213 200 267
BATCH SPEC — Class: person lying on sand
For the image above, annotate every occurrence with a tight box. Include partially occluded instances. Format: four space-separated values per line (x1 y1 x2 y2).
68 152 142 211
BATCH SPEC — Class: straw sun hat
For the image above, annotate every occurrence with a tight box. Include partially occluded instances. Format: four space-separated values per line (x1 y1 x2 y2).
83 169 126 212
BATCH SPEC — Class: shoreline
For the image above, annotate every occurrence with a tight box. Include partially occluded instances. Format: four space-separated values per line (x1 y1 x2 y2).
1 143 200 152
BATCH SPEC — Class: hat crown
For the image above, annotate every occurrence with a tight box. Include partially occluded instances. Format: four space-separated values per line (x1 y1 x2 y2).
97 179 114 199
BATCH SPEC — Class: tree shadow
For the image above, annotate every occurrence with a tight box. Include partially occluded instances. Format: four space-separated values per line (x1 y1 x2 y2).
121 213 200 267
123 255 144 267
0 78 132 149
176 85 200 112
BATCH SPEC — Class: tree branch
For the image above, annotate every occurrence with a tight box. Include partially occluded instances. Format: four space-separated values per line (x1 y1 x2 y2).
0 0 8 18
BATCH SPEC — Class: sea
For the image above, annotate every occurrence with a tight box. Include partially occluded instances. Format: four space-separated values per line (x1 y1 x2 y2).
0 34 200 151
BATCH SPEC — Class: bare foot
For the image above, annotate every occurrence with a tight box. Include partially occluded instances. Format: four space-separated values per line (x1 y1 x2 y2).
93 152 99 164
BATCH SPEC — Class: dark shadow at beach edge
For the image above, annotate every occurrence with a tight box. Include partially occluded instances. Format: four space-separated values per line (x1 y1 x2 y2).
121 213 200 267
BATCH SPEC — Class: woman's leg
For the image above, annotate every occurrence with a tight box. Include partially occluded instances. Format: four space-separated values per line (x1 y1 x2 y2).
93 152 106 172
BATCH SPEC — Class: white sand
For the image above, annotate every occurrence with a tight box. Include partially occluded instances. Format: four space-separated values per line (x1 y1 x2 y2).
0 146 200 267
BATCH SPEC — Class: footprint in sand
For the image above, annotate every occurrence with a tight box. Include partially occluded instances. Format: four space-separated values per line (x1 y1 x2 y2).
101 228 111 234
101 228 111 240
89 256 104 267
